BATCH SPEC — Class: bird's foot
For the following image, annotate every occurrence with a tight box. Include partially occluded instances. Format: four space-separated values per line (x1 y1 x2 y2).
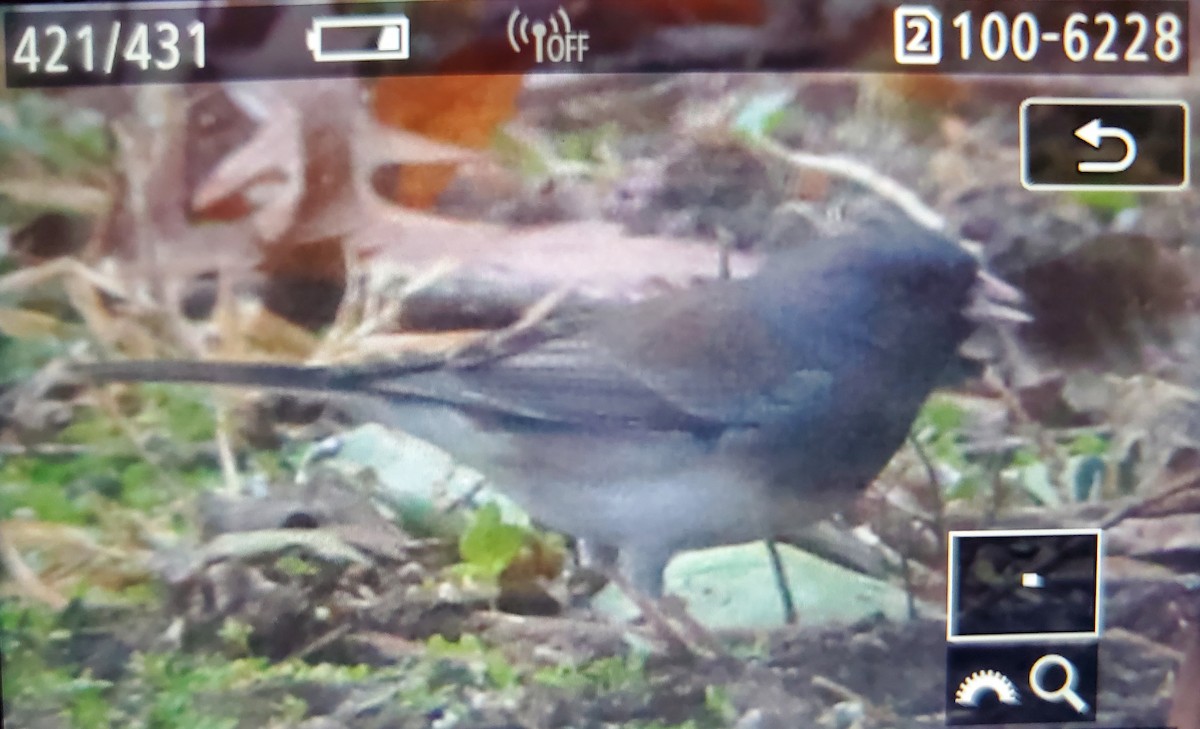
656 594 728 658
613 580 727 659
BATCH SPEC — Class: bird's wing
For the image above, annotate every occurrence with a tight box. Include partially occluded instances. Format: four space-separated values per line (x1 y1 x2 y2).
350 337 735 431
353 292 837 432
582 285 840 427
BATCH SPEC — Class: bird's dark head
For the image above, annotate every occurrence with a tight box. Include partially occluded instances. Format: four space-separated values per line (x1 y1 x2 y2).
759 225 978 322
754 223 1025 375
837 228 979 310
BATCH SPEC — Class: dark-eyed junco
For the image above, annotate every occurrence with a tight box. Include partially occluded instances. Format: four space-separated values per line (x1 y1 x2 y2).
82 223 1013 603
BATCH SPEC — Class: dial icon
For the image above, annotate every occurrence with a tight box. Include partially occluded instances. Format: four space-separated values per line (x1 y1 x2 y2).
955 669 1021 707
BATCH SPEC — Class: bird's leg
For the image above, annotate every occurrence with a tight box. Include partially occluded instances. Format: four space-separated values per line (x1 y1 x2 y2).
605 572 731 658
574 542 709 654
576 539 619 572
615 549 726 658
765 538 799 624
568 539 617 604
573 537 715 657
605 572 696 656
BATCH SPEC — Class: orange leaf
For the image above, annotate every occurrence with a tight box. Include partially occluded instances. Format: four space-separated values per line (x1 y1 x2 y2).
374 40 528 209
598 0 766 26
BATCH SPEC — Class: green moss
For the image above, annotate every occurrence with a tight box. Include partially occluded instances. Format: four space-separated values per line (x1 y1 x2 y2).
426 634 519 690
533 654 648 693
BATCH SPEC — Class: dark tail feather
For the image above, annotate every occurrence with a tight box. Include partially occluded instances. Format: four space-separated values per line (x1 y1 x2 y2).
78 359 340 395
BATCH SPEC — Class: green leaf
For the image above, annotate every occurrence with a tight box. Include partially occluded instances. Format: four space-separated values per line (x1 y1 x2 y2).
1070 189 1139 216
1010 447 1039 467
426 634 485 656
943 473 982 501
458 503 525 577
919 396 965 432
1015 462 1062 507
1067 431 1109 457
733 91 794 138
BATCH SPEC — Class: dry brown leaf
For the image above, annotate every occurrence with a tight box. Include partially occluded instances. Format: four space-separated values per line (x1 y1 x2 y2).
0 307 65 338
102 87 260 273
0 526 68 609
192 85 305 242
232 304 322 360
194 80 479 249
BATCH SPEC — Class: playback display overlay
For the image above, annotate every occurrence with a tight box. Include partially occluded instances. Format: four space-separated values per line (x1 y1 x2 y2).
4 0 1189 88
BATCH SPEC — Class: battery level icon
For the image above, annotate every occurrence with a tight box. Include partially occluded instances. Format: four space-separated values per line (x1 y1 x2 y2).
305 14 410 63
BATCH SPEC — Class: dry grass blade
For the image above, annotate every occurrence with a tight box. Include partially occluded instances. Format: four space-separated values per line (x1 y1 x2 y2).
0 256 125 298
309 253 465 366
0 307 65 338
447 286 575 367
0 526 69 610
0 178 110 215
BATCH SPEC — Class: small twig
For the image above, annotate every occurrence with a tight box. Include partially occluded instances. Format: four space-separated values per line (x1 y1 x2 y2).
716 227 734 281
1169 620 1200 729
897 550 918 621
748 135 946 233
1098 467 1200 530
467 609 659 649
0 256 125 299
288 622 352 662
811 674 868 705
442 476 487 513
0 443 94 457
213 402 242 496
908 434 947 563
447 286 575 369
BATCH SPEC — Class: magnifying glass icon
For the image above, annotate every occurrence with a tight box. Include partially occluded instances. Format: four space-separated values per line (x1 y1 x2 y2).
1029 654 1089 714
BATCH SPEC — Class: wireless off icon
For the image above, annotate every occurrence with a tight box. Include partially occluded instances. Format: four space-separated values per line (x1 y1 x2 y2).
895 5 943 65
507 6 589 63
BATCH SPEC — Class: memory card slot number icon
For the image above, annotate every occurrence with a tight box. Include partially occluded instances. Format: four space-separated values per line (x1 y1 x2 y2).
895 5 943 65
306 14 410 63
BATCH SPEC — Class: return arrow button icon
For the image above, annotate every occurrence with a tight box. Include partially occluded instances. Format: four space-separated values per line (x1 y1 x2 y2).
1074 118 1137 174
